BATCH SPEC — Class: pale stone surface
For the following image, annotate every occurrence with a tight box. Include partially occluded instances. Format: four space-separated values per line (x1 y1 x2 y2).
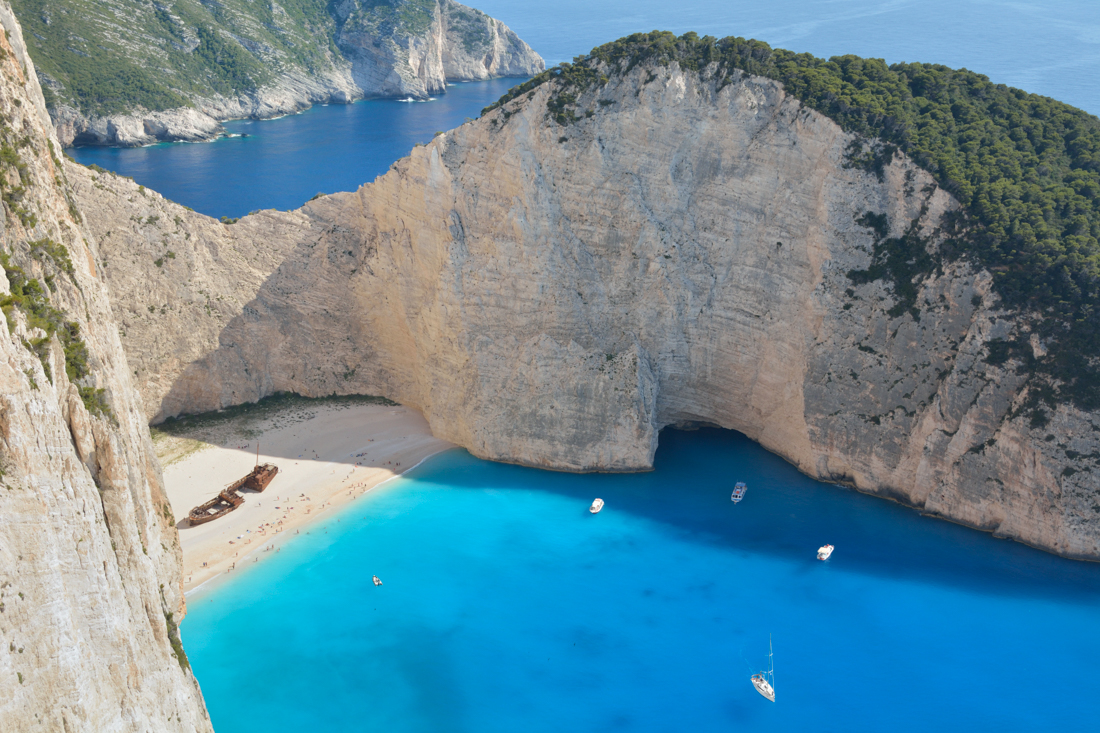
51 0 543 147
0 4 211 730
73 62 1100 559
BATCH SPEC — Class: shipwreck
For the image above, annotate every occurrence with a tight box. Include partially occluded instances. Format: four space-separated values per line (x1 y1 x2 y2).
187 446 280 526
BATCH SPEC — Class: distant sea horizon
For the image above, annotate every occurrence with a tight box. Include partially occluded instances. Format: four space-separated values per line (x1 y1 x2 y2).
70 1 1100 219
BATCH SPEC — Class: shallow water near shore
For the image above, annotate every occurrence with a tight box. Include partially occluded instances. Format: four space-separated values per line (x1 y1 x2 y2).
183 428 1100 732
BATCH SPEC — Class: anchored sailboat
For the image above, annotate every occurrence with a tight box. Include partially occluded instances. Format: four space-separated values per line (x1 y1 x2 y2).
751 636 776 702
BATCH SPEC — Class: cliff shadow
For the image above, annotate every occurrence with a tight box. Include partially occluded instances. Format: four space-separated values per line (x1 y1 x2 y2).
393 427 1100 605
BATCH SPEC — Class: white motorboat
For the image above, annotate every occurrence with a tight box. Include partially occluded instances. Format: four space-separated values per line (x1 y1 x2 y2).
817 544 834 561
731 482 747 503
372 575 382 586
751 636 776 702
590 498 604 514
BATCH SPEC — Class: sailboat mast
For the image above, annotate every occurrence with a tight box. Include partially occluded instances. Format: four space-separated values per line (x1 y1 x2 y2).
769 634 774 687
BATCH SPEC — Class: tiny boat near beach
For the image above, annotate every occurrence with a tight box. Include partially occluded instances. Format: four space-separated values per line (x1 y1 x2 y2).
372 575 382 586
751 636 776 702
817 544 834 561
731 482 747 503
590 498 604 514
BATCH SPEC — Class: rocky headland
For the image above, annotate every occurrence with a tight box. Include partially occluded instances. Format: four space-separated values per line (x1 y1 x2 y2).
0 3 210 730
70 40 1100 561
11 0 543 146
4 15 1100 728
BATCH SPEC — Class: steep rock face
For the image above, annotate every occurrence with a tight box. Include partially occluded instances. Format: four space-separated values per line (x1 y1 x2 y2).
54 69 363 147
332 0 545 99
73 62 1100 558
11 0 542 146
0 4 211 730
439 1 547 81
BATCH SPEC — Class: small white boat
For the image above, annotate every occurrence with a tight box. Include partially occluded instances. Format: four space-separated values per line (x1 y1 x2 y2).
372 575 382 586
590 498 604 514
731 482 747 503
817 544 834 561
751 636 776 702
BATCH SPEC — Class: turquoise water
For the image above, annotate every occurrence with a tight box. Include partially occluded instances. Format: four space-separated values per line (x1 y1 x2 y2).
73 2 1100 726
184 429 1100 732
68 2 1100 219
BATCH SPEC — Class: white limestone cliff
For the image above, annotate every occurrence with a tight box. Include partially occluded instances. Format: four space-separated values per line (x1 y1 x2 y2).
72 61 1100 560
334 0 544 99
0 4 211 730
46 0 543 147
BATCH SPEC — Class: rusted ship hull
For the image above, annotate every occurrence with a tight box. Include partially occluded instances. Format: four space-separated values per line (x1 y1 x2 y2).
243 463 278 492
188 490 245 526
186 463 279 526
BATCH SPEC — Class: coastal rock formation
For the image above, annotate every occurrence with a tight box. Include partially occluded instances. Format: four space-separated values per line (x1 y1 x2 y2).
334 0 545 99
0 4 210 730
49 72 354 147
11 0 543 146
72 59 1100 560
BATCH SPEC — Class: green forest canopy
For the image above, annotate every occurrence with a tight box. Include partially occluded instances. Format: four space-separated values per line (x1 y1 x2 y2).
487 31 1100 414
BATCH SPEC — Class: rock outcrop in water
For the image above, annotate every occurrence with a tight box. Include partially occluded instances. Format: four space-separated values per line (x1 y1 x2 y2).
10 0 543 146
0 4 210 730
71 55 1100 561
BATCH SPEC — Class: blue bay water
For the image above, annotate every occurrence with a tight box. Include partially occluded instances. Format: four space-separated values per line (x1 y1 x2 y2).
184 429 1100 732
68 2 1100 219
68 79 522 219
70 2 1100 727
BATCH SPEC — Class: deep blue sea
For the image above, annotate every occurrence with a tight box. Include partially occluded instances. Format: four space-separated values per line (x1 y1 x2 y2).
76 1 1100 728
185 429 1100 732
69 1 1100 219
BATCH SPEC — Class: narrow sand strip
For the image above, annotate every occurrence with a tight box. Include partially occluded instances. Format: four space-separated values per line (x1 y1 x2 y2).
159 402 453 593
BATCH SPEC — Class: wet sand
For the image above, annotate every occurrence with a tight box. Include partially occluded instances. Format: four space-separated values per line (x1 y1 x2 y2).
158 402 453 593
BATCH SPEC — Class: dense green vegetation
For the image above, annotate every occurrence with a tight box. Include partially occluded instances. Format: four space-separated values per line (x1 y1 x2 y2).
164 611 190 671
0 253 114 419
345 0 437 38
486 31 1100 413
445 5 494 55
12 0 517 119
10 0 339 115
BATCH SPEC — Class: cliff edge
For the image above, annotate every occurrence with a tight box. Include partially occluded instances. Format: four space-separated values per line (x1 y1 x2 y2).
72 41 1100 561
11 0 543 146
0 4 210 730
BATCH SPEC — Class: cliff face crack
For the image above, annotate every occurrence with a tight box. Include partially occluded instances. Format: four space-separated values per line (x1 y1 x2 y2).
70 56 1100 560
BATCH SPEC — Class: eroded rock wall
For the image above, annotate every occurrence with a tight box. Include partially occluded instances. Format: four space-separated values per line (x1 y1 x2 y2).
0 4 211 730
74 62 1100 559
333 0 544 100
32 0 543 146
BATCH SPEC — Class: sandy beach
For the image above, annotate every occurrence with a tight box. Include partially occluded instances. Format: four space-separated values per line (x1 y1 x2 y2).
156 398 453 593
